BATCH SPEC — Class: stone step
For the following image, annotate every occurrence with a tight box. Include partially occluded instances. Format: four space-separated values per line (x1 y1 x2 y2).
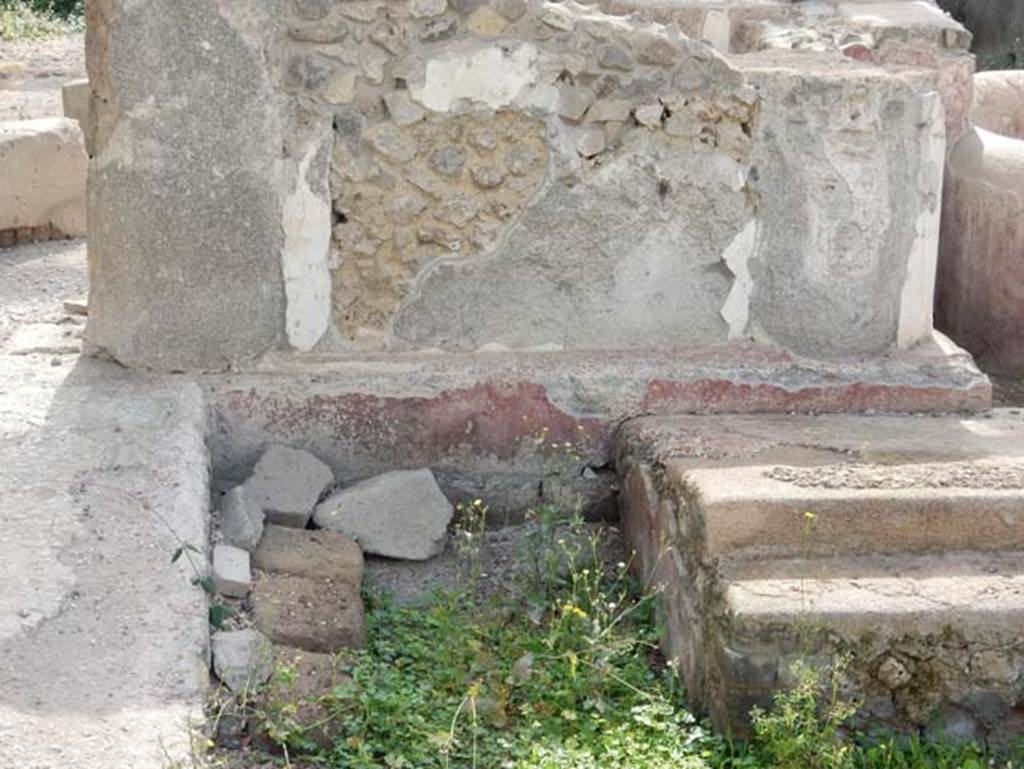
615 410 1024 738
711 551 1024 741
618 411 1024 560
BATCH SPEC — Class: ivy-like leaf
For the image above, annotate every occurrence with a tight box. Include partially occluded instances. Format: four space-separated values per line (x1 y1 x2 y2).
171 547 183 564
209 603 232 629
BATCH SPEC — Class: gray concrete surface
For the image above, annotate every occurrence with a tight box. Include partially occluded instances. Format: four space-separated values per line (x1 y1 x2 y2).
0 241 211 768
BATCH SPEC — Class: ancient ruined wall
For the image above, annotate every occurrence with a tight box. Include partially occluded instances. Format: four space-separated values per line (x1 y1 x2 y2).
85 0 969 370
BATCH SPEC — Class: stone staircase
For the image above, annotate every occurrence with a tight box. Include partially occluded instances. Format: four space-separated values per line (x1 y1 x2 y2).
615 411 1024 742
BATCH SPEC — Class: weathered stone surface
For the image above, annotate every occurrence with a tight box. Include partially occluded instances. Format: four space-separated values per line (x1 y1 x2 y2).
85 0 332 370
244 445 334 528
314 469 453 560
219 485 265 551
251 573 366 652
0 118 86 238
61 79 96 157
937 71 1024 373
253 524 363 586
211 628 274 693
615 411 1024 737
212 544 252 598
85 0 969 370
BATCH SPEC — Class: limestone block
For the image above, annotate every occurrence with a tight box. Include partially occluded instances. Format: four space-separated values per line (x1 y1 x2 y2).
211 628 274 692
0 118 86 238
212 544 252 598
313 468 453 560
244 445 334 528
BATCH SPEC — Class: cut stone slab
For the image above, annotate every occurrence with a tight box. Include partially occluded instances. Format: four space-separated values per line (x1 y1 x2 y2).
252 573 366 652
213 544 252 598
0 118 87 237
615 410 1024 739
313 468 454 560
219 484 265 551
211 628 275 693
253 524 363 586
244 444 334 528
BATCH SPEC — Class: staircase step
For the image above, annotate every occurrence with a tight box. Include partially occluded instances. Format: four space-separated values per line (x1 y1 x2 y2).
619 411 1024 559
615 411 1024 738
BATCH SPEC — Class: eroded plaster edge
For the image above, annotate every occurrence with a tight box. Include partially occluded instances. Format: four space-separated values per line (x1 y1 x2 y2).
898 92 946 349
720 219 758 339
281 142 332 351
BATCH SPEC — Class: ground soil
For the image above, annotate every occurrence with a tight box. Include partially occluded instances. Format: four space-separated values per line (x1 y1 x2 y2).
0 32 85 120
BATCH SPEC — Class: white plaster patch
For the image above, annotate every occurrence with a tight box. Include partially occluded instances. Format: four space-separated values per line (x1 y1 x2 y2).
720 220 758 339
281 144 332 351
898 93 945 348
411 43 540 112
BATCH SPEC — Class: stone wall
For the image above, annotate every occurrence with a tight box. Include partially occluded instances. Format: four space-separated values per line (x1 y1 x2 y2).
84 0 970 371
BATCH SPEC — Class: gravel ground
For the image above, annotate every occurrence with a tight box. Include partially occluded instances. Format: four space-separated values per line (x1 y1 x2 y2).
0 32 85 120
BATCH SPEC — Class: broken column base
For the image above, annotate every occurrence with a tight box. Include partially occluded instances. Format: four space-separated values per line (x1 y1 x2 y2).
615 412 1024 742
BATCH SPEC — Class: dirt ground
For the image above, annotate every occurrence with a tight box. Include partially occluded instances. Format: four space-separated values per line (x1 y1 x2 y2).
0 32 85 120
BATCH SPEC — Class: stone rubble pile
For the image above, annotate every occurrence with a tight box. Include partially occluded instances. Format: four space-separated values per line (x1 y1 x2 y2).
207 444 454 744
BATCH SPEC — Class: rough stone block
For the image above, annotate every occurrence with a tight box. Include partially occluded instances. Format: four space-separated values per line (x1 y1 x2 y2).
211 628 275 693
253 524 363 586
218 485 265 551
212 544 252 598
251 573 366 652
313 468 453 560
244 445 334 528
0 118 86 238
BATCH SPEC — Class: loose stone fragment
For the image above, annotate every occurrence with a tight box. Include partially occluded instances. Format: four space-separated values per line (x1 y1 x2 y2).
213 544 252 598
313 468 454 560
243 445 334 529
219 485 265 552
211 628 274 692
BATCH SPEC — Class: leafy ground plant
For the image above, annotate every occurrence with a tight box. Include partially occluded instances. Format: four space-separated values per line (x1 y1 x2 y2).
0 0 80 40
237 506 1023 769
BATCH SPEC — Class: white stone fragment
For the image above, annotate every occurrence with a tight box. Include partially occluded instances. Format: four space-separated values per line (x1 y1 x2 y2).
212 544 252 598
313 469 454 560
